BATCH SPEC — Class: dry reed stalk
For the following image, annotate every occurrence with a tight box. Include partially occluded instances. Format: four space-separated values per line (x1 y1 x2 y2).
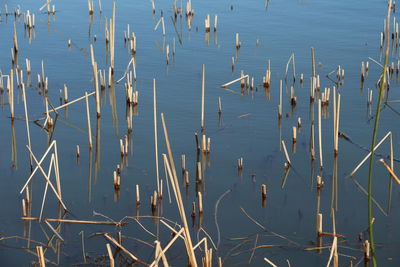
10 70 14 120
316 213 322 235
311 47 316 77
110 2 116 72
205 14 210 32
36 246 46 267
201 64 205 130
379 159 400 184
197 161 202 181
153 79 160 194
136 184 140 205
349 131 392 176
149 228 184 267
364 240 370 261
151 191 157 211
185 171 189 186
47 91 95 113
25 145 67 210
317 175 323 189
278 80 282 119
104 233 147 264
218 97 222 114
20 141 55 193
198 192 203 214
13 22 18 53
292 127 297 144
21 83 33 169
235 33 241 48
335 94 341 155
220 75 249 88
106 243 114 267
22 217 126 226
181 154 186 174
214 15 218 31
264 257 277 267
261 185 266 199
318 99 323 168
191 202 196 217
281 140 291 165
161 113 198 267
39 154 55 219
90 45 101 117
85 92 93 150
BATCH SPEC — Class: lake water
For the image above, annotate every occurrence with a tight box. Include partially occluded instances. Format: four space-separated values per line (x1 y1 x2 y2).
0 0 400 266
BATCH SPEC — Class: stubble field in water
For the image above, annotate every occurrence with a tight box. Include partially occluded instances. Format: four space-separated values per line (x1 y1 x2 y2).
0 0 400 266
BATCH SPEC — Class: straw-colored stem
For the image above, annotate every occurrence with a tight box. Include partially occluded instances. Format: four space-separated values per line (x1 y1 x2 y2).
349 132 391 177
379 159 400 184
318 99 323 168
47 92 96 113
220 75 249 88
36 246 46 267
201 64 205 130
161 114 198 267
85 93 93 150
153 79 160 194
281 140 291 165
21 84 33 170
106 243 114 267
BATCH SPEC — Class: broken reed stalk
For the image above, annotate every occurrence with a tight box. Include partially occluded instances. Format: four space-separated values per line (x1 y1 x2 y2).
318 99 323 169
379 159 400 184
349 131 391 176
25 144 67 210
47 91 96 113
220 75 249 88
153 79 160 195
161 113 198 267
22 217 126 226
264 257 277 267
103 233 146 264
149 228 185 267
198 192 203 214
333 88 341 156
22 83 33 170
278 80 282 119
36 246 46 267
90 45 101 118
110 2 116 72
85 92 93 150
368 2 392 265
261 184 267 199
197 161 202 181
311 47 316 77
292 127 297 143
10 69 14 120
316 213 322 235
13 22 18 53
106 243 115 267
201 64 205 130
136 184 140 205
281 140 291 166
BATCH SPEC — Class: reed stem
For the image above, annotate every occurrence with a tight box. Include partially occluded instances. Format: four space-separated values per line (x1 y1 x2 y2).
368 2 391 265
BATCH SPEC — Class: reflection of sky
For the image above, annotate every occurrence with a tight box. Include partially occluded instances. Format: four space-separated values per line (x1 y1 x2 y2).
0 0 399 266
